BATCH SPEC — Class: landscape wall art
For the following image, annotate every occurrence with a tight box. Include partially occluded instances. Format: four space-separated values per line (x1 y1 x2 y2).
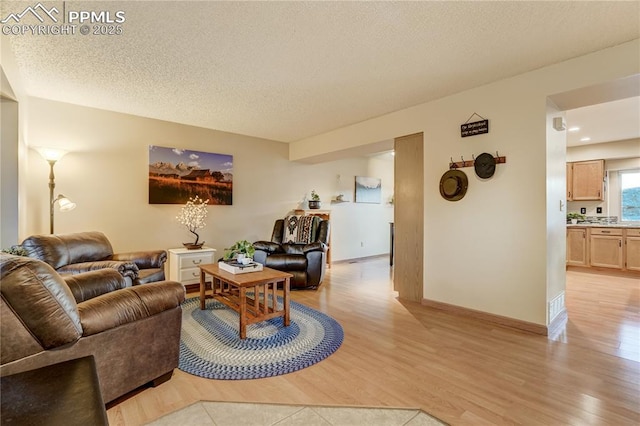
149 145 233 204
354 176 382 203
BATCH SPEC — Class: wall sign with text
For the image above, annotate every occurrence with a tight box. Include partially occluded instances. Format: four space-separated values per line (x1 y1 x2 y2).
460 119 489 138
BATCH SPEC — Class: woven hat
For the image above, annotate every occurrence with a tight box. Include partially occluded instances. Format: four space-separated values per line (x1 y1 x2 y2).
439 169 468 201
474 153 496 179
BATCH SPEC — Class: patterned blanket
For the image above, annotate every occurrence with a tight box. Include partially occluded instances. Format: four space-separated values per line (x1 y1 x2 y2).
283 215 319 244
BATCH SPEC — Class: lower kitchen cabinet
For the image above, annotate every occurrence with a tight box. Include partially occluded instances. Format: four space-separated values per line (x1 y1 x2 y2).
566 227 588 266
626 229 640 272
590 228 623 269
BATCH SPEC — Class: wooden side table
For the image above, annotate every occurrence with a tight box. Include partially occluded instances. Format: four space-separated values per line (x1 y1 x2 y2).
295 209 331 268
168 247 216 289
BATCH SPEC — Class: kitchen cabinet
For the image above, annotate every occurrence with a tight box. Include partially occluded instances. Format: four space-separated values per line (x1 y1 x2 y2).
567 159 604 201
626 229 640 272
566 163 573 200
589 228 623 269
566 227 588 266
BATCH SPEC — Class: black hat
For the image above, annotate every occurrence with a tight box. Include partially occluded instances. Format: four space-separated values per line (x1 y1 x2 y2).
474 153 496 179
439 169 468 201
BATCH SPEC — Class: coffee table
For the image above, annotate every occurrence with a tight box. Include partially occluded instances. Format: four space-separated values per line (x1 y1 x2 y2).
199 263 293 339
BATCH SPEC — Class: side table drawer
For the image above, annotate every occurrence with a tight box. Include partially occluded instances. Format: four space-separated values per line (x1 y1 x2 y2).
179 267 202 283
179 253 214 269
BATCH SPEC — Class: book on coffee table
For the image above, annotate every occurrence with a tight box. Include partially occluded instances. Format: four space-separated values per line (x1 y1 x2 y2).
218 260 264 274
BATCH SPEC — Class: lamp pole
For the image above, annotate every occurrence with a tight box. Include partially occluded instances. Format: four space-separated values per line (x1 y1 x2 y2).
48 159 56 234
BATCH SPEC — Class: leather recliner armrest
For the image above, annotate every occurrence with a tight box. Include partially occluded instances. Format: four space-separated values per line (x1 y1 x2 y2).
110 250 167 269
56 261 139 281
63 269 128 303
302 242 327 254
78 281 185 337
253 241 283 254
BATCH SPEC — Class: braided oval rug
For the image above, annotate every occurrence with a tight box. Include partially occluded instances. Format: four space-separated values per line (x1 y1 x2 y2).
179 297 344 380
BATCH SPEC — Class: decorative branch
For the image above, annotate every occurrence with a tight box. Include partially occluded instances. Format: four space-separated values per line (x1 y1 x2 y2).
176 196 209 245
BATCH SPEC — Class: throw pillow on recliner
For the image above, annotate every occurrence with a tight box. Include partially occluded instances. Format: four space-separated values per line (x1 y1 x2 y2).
283 215 319 244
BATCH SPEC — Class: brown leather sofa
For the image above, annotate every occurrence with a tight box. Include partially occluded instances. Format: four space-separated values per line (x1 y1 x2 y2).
253 216 330 289
0 253 185 403
21 231 167 286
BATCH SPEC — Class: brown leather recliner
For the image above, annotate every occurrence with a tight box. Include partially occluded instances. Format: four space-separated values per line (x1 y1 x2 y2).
21 231 167 286
0 254 185 403
253 216 330 289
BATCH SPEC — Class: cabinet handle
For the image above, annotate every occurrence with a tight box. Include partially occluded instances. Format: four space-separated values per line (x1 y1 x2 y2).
598 190 601 197
619 240 622 247
192 259 202 265
192 272 199 277
601 230 610 234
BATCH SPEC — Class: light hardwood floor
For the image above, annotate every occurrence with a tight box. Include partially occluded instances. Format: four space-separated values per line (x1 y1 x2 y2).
107 258 640 425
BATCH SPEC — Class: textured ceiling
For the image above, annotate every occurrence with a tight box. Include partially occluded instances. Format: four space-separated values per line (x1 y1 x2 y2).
2 1 639 142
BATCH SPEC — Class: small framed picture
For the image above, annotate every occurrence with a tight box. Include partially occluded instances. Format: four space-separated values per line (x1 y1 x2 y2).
354 176 382 203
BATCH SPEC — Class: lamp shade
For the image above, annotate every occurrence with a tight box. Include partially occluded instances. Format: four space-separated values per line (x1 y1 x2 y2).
54 194 76 211
35 147 68 162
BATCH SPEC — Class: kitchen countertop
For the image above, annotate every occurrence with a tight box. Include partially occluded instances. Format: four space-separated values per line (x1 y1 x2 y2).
567 223 640 229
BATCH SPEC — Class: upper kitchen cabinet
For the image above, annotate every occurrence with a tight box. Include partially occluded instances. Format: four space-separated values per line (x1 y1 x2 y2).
567 159 605 201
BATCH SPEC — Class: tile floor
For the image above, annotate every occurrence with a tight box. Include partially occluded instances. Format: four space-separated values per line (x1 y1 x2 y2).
146 401 445 426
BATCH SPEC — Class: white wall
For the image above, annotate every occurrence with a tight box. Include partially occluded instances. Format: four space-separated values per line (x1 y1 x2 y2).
289 39 640 326
0 97 19 248
21 97 393 261
567 138 640 162
546 100 567 323
329 156 395 260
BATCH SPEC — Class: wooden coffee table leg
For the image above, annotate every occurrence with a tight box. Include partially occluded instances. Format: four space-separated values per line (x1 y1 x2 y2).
199 269 206 310
283 277 290 326
239 287 247 339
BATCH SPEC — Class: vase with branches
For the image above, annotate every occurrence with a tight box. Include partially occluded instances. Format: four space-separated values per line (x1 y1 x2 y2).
177 195 209 249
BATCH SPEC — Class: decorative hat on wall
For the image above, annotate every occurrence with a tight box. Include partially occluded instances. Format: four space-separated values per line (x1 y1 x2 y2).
439 168 468 201
474 152 496 179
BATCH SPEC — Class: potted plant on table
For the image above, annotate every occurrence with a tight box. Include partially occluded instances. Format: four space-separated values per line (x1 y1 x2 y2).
177 196 209 249
223 240 256 264
567 212 586 225
308 190 321 209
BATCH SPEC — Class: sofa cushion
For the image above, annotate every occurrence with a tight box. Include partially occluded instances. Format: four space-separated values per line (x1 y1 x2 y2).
57 260 139 281
77 281 185 336
0 254 82 350
282 215 319 244
63 269 128 303
264 253 307 271
22 232 114 269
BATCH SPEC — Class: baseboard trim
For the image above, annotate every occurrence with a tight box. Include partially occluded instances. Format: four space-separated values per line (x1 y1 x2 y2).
546 308 568 339
421 298 548 336
333 254 389 264
566 265 640 277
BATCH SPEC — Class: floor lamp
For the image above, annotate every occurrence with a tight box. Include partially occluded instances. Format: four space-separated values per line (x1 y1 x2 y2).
35 148 76 234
